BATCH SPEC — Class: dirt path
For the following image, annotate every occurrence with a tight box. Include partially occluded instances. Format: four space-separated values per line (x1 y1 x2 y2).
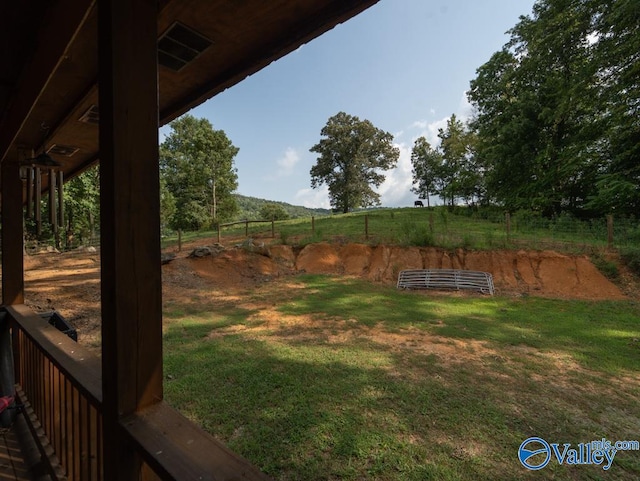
15 241 631 353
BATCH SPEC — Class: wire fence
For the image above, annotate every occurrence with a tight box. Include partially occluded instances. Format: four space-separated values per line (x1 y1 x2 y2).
212 210 639 254
15 209 640 255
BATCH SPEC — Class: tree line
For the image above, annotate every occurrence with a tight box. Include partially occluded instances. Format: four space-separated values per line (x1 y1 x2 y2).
29 0 637 245
462 0 637 217
312 0 639 218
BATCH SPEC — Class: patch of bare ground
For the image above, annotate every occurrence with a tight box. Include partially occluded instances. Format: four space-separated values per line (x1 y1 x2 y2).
16 242 634 357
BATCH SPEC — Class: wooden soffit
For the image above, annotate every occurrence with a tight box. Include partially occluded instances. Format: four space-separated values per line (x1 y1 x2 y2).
0 0 379 181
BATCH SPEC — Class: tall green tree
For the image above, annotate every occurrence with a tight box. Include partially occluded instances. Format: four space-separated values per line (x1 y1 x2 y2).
64 165 100 246
410 136 442 208
468 0 604 215
586 0 640 214
437 114 483 206
160 115 239 230
309 112 399 213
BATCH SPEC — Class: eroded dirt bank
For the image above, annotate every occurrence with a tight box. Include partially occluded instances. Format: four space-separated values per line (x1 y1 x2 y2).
170 242 625 300
271 243 626 299
19 243 627 350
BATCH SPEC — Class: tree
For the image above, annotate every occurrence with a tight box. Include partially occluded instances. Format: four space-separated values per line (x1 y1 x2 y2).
160 115 239 230
64 165 100 246
437 114 482 206
259 203 289 221
310 112 399 213
468 0 603 216
585 0 640 215
410 136 442 208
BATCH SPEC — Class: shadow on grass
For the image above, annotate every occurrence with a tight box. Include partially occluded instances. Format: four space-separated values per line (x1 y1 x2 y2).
277 276 640 375
163 317 640 480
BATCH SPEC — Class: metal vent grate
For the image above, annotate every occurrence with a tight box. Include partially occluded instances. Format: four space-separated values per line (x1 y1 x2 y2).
47 144 79 157
158 22 212 72
78 105 99 124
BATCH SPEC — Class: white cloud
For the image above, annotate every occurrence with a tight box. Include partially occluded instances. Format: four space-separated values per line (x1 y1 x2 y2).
457 92 473 121
268 147 300 179
375 91 475 207
411 120 428 130
378 143 415 207
429 108 436 116
294 186 331 209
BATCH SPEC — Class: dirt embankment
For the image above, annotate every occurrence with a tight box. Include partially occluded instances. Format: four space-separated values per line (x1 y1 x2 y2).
169 243 626 300
17 242 628 351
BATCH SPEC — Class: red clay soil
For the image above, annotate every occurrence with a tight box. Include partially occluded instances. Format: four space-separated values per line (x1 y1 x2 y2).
292 243 626 300
12 242 629 352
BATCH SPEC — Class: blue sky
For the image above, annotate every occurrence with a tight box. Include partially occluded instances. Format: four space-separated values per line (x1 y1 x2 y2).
168 0 535 209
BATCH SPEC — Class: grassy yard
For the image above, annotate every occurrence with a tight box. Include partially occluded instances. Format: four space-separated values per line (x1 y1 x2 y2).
163 275 640 480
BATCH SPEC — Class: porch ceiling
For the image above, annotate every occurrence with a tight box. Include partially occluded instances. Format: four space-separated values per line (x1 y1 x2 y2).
0 0 378 181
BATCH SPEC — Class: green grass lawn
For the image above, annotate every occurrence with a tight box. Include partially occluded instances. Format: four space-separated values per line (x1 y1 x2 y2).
163 275 640 480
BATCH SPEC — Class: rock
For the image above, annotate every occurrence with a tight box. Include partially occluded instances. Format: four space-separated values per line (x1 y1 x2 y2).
189 247 213 258
161 253 176 265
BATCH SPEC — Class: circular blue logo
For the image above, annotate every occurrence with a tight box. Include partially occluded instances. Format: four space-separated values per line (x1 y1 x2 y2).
519 437 551 470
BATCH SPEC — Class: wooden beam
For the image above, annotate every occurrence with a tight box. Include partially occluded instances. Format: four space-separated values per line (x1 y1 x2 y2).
0 0 95 163
123 402 271 481
98 0 162 479
1 158 24 305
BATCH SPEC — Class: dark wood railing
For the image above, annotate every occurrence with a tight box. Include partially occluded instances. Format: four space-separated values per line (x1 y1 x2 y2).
4 304 270 481
9 304 103 480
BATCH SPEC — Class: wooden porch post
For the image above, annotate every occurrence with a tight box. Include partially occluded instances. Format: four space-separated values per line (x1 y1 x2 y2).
1 159 25 305
98 0 162 479
0 158 22 427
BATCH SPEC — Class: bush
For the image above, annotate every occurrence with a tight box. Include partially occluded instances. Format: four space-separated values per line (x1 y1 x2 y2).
591 254 619 280
400 221 434 247
620 247 640 276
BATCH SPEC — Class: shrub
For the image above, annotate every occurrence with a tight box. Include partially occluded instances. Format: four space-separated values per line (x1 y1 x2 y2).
620 247 640 276
590 254 619 280
400 221 434 247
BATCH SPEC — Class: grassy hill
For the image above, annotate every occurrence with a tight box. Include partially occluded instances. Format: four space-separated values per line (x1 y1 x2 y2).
167 205 639 258
233 194 331 221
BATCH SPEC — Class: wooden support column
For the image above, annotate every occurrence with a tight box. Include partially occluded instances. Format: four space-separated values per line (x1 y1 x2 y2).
0 157 21 429
98 0 162 479
1 159 24 305
57 170 64 229
26 167 34 219
48 168 57 231
35 167 42 236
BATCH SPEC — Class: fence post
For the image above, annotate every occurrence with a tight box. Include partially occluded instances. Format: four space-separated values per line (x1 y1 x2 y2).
505 212 511 242
245 219 249 237
607 215 614 249
312 216 315 236
178 229 182 252
217 222 221 244
365 214 369 240
272 219 275 238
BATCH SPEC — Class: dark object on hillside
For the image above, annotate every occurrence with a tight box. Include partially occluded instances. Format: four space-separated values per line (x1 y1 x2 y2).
161 253 176 264
189 245 225 258
38 311 78 342
190 247 213 258
414 200 424 207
